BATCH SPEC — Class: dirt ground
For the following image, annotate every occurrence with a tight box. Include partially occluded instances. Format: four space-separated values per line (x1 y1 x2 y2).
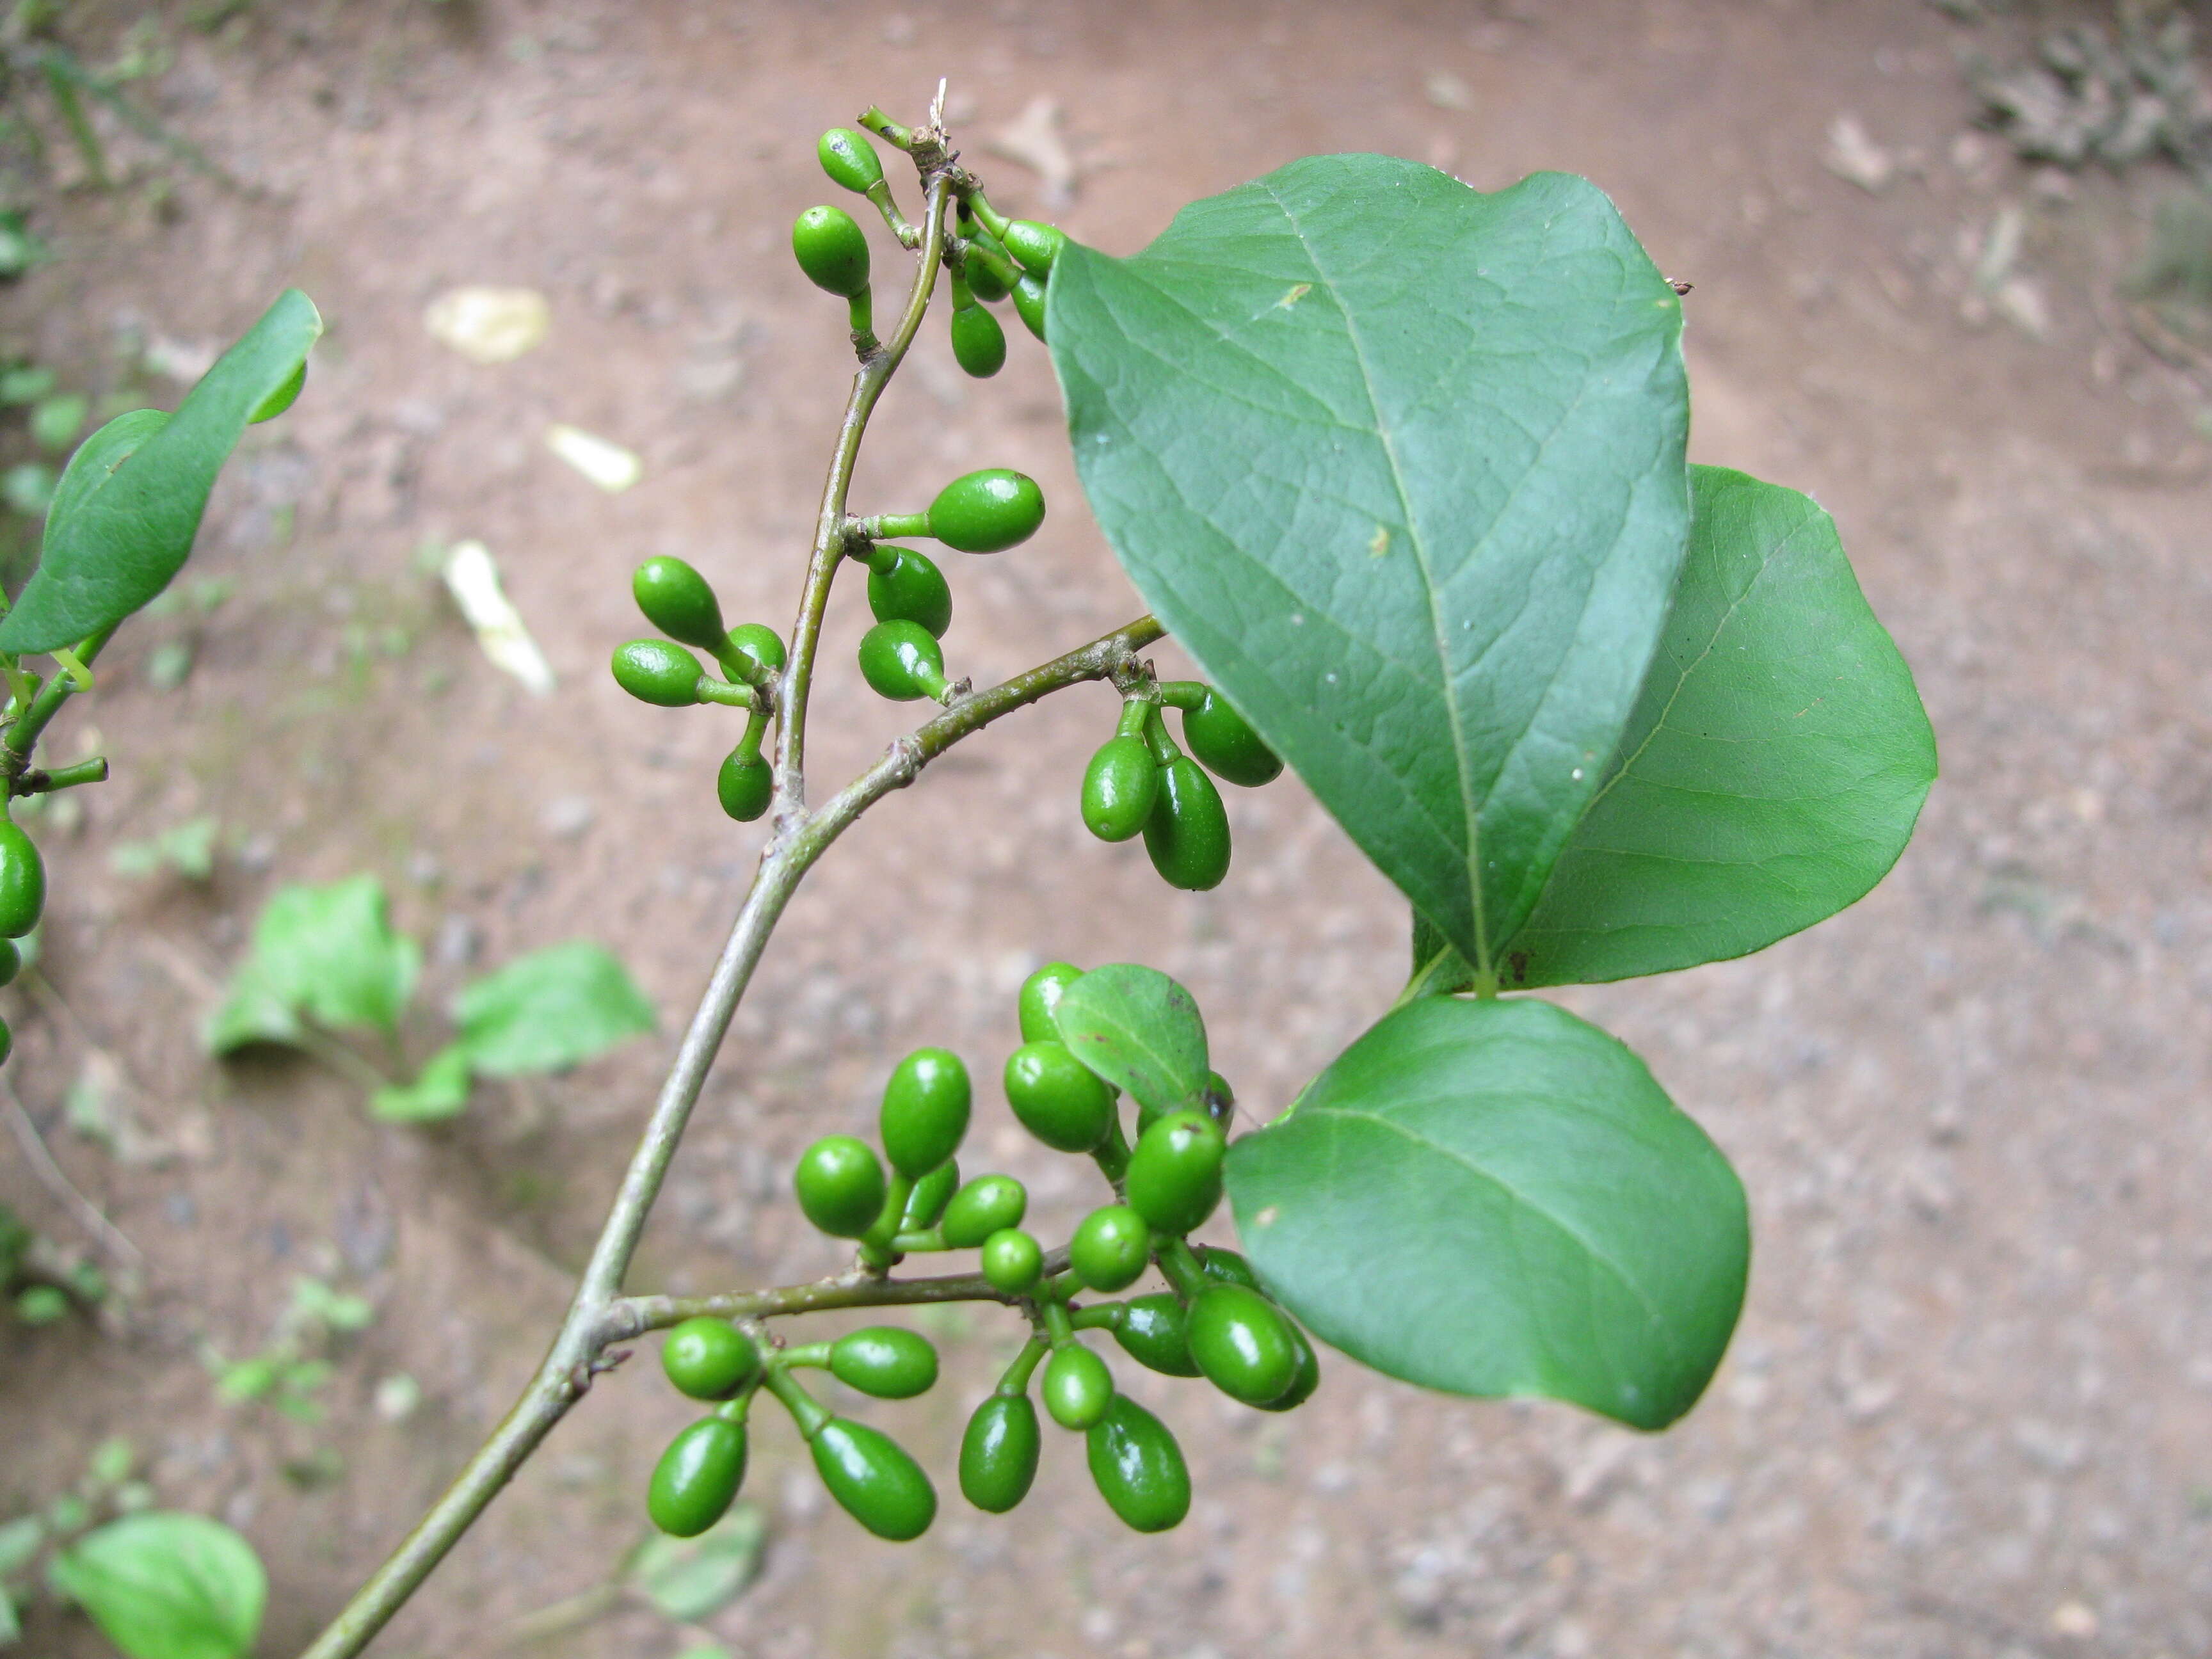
3 1 2211 1655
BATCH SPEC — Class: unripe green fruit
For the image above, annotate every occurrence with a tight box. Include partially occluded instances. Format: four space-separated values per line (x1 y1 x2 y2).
0 824 41 940
941 1174 1026 1248
794 1135 887 1238
1069 1205 1151 1294
1144 756 1231 891
1016 961 1082 1044
1010 273 1048 341
879 1046 970 1178
959 1393 1039 1512
611 640 705 708
902 1158 959 1230
1114 1292 1201 1377
867 546 952 638
1182 689 1283 787
648 1417 747 1537
817 127 884 193
632 556 726 653
926 469 1045 554
1195 1245 1258 1290
949 304 1007 378
857 620 949 702
1187 1283 1299 1406
0 940 19 989
1080 735 1158 843
717 746 773 822
792 205 871 298
1086 1395 1189 1533
1202 1070 1235 1122
1123 1110 1226 1237
248 360 306 424
1042 1343 1114 1431
1254 1318 1320 1413
962 228 1013 302
726 622 787 678
0 1017 11 1066
980 1227 1043 1294
1004 1039 1116 1153
810 1418 936 1541
829 1326 940 1399
1002 219 1068 273
661 1317 760 1400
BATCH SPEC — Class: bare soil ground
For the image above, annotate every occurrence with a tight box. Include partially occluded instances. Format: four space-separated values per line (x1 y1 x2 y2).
4 2 2211 1656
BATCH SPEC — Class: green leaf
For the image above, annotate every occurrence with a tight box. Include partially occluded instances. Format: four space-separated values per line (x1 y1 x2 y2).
1225 996 1747 1430
626 1505 765 1621
451 942 654 1077
1496 467 1937 986
205 877 419 1052
369 1043 472 1122
1052 158 1690 975
48 1513 266 1659
1049 963 1208 1116
0 290 320 653
0 1516 45 1578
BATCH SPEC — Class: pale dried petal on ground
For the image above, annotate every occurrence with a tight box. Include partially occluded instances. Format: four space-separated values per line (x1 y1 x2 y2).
545 423 643 492
440 540 555 696
1824 113 1895 191
423 286 551 364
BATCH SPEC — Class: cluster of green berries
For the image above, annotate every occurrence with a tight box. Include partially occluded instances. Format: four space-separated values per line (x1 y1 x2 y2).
1082 682 1282 892
0 817 37 1062
644 962 1315 1544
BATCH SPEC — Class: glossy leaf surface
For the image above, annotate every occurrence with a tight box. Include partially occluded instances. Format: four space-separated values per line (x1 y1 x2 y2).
1050 962 1208 1117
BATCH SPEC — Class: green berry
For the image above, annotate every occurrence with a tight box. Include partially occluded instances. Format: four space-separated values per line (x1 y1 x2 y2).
248 360 306 425
1080 735 1158 843
1068 1205 1150 1294
0 824 40 940
857 619 949 701
1004 1039 1116 1153
1143 755 1231 891
661 1318 760 1400
1186 1283 1299 1406
980 1228 1043 1295
1086 1395 1189 1533
810 1418 936 1541
829 1327 939 1399
950 304 1007 378
959 1393 1039 1512
941 1174 1027 1249
1113 1292 1201 1378
926 469 1045 554
817 127 884 194
902 1158 960 1231
1123 1110 1226 1237
0 940 19 989
1041 1343 1114 1431
1254 1318 1320 1413
1194 1245 1258 1290
867 546 952 638
1201 1070 1235 1123
1010 273 1048 341
961 228 1014 302
1182 689 1283 787
717 746 773 822
1002 220 1068 273
632 556 727 653
611 640 705 708
0 1016 11 1067
647 1417 747 1537
793 1135 887 1238
1016 961 1082 1043
725 623 787 678
879 1047 970 1179
792 205 871 298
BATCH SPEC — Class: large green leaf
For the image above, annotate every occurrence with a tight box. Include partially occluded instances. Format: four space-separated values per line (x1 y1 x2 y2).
452 941 655 1077
1224 996 1747 1430
1490 467 1937 986
206 876 419 1052
0 290 319 653
1050 963 1208 1116
1051 157 1690 975
49 1513 266 1659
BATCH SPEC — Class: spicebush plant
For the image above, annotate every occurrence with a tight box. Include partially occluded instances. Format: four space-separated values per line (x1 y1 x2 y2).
6 91 1933 1656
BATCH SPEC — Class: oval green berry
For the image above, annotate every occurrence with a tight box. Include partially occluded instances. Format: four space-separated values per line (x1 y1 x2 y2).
857 619 948 701
1080 735 1158 843
793 1135 887 1238
0 1016 12 1067
717 746 772 822
1114 1292 1201 1378
810 1418 936 1541
0 940 19 989
959 1393 1039 1512
1194 1245 1258 1290
879 1047 970 1178
1009 272 1048 341
829 1326 939 1399
941 1174 1026 1249
1041 1343 1114 1431
1086 1395 1189 1533
1187 1283 1299 1406
1069 1205 1151 1294
0 824 42 940
926 469 1045 554
792 205 871 298
725 622 786 678
1123 1109 1226 1237
979 1227 1043 1295
1254 1318 1320 1413
902 1158 959 1231
817 127 884 194
961 228 1013 302
1182 689 1283 787
1143 755 1231 892
611 639 706 708
248 360 306 424
1002 219 1068 273
1004 1039 1116 1153
632 556 726 653
867 546 952 638
949 304 1007 378
661 1318 760 1400
1016 961 1082 1044
647 1416 747 1537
